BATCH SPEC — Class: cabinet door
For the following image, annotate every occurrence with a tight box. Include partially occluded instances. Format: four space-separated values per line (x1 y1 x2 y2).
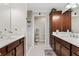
0 46 7 56
16 43 24 56
71 45 79 56
5 51 13 56
62 11 71 32
5 50 15 56
55 41 61 55
61 46 70 56
51 11 61 32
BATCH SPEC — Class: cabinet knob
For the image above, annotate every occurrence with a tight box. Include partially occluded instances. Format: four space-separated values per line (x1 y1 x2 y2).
0 53 1 55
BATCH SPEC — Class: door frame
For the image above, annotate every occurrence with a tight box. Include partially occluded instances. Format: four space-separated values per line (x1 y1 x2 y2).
34 16 46 43
32 14 49 47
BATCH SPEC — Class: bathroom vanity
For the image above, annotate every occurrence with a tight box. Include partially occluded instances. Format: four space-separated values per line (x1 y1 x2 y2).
0 35 25 56
50 32 79 56
0 4 27 56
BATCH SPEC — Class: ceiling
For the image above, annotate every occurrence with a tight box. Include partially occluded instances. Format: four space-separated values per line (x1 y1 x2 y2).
27 3 67 12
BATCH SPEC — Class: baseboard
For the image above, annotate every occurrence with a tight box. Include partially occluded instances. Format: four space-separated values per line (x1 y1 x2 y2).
26 45 34 56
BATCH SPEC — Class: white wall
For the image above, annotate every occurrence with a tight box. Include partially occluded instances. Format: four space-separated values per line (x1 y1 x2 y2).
45 14 50 48
27 11 33 51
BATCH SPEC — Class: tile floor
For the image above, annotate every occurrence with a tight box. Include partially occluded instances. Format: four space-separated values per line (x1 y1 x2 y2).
28 42 56 56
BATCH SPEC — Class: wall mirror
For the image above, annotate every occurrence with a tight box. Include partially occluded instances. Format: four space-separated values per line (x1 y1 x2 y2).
71 3 79 33
0 3 27 39
0 3 10 39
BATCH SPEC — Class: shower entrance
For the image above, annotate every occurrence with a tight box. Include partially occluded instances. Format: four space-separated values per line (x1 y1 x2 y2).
34 16 46 45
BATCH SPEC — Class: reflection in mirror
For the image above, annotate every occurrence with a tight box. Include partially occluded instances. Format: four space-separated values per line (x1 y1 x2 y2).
0 3 10 39
71 4 79 33
10 4 27 36
0 3 27 39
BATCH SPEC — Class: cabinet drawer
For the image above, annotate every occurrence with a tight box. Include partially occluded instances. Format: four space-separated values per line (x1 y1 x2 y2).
72 45 79 56
0 46 7 56
7 40 20 52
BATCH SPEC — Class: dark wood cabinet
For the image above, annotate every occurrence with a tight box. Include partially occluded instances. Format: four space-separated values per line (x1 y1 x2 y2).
55 37 70 56
49 10 71 32
7 40 20 52
5 51 13 56
5 50 15 56
49 11 71 55
16 43 24 56
50 35 71 56
49 11 62 32
0 37 24 56
61 46 70 56
72 53 76 56
0 46 7 56
55 40 61 55
61 11 71 31
71 45 79 56
50 35 79 56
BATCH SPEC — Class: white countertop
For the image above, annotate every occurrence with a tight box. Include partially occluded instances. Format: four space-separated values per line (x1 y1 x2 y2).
0 34 25 48
52 32 79 47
